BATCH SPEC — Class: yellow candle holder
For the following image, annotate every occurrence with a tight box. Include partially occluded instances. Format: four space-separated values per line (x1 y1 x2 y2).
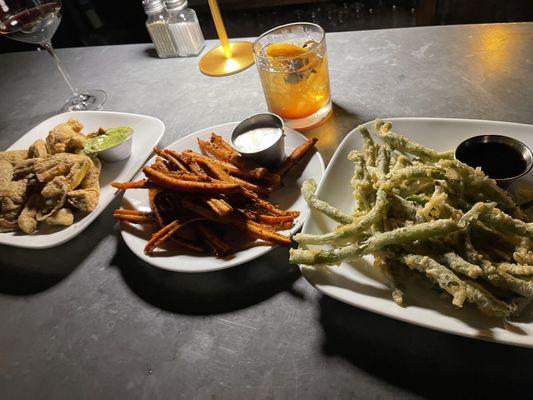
199 0 255 76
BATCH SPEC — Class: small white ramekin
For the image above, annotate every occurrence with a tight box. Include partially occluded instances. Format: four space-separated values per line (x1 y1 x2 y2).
96 135 133 162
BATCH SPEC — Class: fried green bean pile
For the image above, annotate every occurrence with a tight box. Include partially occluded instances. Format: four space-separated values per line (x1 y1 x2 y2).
290 119 533 318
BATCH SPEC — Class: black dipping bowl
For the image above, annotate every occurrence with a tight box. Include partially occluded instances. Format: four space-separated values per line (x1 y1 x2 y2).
455 135 533 184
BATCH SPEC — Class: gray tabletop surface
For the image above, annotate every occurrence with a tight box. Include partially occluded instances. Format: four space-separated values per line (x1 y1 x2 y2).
1 22 533 400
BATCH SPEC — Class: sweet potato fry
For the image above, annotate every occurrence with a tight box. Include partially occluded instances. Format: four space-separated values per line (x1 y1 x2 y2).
145 219 180 254
112 180 155 190
268 222 295 231
181 198 218 220
276 137 318 176
183 150 257 180
187 160 212 181
196 222 233 255
164 172 201 182
198 138 281 185
199 139 242 167
150 168 201 182
256 214 297 224
152 159 171 173
144 218 205 254
253 196 292 216
153 147 188 172
234 220 292 246
149 189 165 227
113 213 155 224
166 149 195 171
197 138 215 155
206 197 233 217
210 133 238 155
238 208 256 220
199 159 230 181
200 158 271 194
143 166 239 193
235 186 289 216
251 169 280 186
114 209 154 217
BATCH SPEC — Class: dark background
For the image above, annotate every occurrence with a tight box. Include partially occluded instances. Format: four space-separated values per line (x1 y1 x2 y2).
1 0 533 53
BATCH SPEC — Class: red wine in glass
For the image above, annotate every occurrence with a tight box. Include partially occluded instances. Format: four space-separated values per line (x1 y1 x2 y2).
0 0 107 111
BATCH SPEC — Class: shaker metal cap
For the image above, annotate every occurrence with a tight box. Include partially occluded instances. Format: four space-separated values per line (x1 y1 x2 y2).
143 0 165 13
164 0 187 11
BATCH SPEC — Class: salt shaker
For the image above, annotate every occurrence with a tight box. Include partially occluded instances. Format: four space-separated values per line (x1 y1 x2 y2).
143 0 180 58
164 0 205 56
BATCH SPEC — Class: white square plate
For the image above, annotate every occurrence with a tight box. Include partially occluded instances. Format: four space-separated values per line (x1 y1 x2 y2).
0 111 165 248
301 117 533 347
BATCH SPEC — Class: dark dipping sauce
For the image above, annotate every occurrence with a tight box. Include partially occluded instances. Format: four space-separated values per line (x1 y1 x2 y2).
456 141 527 179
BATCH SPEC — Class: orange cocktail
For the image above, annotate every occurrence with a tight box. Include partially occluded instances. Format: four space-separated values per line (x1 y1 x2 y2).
253 23 332 129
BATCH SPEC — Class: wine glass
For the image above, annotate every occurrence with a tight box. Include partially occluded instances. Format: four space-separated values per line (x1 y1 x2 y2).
0 0 107 112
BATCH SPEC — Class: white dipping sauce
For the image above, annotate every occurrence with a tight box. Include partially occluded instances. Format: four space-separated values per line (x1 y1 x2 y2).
233 127 282 153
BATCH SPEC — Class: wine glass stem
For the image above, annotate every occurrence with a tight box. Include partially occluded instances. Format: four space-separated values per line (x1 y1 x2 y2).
41 40 79 96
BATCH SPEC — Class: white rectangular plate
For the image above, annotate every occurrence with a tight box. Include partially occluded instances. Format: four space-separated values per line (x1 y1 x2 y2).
301 117 533 347
0 111 165 248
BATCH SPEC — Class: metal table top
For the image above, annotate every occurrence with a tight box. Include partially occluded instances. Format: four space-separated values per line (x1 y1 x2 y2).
1 22 533 399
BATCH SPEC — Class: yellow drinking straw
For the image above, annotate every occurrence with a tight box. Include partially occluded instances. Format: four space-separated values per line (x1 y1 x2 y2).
199 0 255 76
208 0 232 59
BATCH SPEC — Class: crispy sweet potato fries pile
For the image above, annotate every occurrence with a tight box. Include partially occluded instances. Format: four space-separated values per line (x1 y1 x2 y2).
112 133 318 256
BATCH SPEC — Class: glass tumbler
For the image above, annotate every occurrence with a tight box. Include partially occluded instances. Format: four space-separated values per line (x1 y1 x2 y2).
253 23 332 129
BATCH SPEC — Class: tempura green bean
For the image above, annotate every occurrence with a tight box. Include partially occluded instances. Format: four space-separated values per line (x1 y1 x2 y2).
375 255 404 306
381 165 446 191
388 149 400 171
302 179 353 225
389 193 419 220
290 219 461 265
464 239 533 297
375 119 454 162
497 262 533 276
439 159 527 220
358 125 377 168
294 189 388 245
492 270 533 298
458 202 496 228
348 150 374 211
391 154 412 172
403 254 515 316
440 252 483 279
376 146 390 180
514 239 533 264
479 207 533 238
402 254 467 307
464 280 515 318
